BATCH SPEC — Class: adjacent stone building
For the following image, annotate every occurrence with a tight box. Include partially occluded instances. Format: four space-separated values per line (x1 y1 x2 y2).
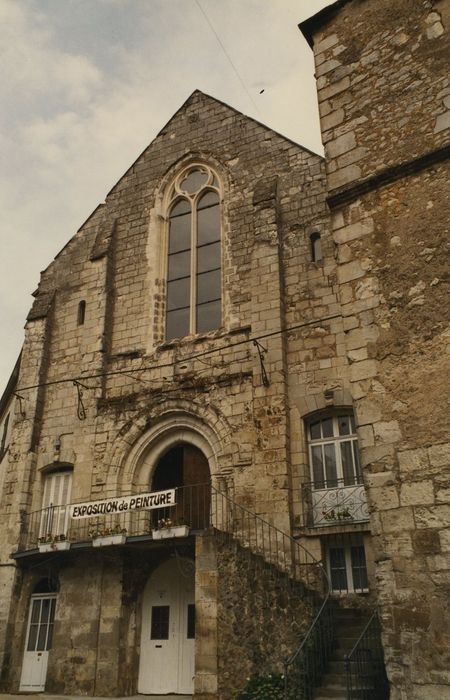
0 1 449 699
300 1 450 698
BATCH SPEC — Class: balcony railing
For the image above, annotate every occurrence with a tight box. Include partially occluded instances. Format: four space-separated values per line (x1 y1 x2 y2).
302 477 369 528
19 483 213 552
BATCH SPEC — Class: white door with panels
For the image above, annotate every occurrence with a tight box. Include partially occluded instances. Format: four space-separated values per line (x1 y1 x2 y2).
138 558 195 695
20 593 57 692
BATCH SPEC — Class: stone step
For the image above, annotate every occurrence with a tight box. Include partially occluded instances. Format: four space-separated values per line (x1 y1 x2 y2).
314 686 347 698
328 660 347 674
321 672 347 684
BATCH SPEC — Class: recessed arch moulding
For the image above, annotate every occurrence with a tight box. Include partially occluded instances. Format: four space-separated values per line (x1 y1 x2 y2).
144 151 236 350
103 401 234 498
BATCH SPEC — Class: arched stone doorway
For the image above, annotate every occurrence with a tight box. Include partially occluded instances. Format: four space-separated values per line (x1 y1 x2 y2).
151 443 211 529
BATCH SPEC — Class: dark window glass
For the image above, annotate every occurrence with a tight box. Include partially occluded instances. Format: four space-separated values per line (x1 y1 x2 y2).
329 547 348 592
37 623 47 651
311 445 324 488
166 172 221 339
187 604 195 639
151 605 170 640
40 598 50 624
77 300 86 326
353 441 362 481
321 417 334 438
351 546 368 591
168 250 190 281
197 241 220 273
197 269 221 305
197 300 221 334
169 210 191 254
197 190 219 210
324 443 337 487
166 308 190 340
30 599 40 624
170 199 191 216
167 278 190 311
309 420 321 440
27 625 38 652
311 232 322 262
197 199 220 246
338 415 351 436
181 170 208 194
340 441 355 485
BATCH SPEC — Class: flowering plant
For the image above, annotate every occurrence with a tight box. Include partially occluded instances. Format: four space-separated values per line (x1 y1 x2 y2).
155 516 186 530
38 533 67 544
89 524 127 538
323 506 353 521
156 518 173 530
235 673 287 700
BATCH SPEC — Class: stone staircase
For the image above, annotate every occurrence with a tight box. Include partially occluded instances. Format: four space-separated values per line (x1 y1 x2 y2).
313 606 371 700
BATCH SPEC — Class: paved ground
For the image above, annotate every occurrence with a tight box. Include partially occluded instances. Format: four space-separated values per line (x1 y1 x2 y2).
0 696 191 700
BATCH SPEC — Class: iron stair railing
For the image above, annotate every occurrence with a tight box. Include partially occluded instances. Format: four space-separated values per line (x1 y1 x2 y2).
19 482 331 696
345 611 389 700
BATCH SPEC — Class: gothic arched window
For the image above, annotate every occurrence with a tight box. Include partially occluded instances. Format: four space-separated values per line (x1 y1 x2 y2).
166 165 222 340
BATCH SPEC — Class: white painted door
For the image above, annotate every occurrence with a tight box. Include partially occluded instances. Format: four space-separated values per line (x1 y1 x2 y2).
20 594 56 692
138 558 195 695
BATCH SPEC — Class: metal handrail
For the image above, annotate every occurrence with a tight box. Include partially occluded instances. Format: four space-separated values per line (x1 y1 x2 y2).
19 482 330 696
283 578 332 699
345 611 389 700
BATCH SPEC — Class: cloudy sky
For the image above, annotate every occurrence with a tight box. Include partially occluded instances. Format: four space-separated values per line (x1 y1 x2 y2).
0 0 331 391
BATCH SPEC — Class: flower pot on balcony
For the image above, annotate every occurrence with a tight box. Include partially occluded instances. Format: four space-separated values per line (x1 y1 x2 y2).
92 534 127 547
38 541 71 553
152 525 189 540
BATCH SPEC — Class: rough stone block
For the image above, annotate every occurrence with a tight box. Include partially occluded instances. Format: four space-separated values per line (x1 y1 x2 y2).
413 528 441 555
428 443 450 468
373 421 402 445
398 448 429 473
381 507 414 533
401 481 435 507
415 505 450 530
328 164 361 190
337 260 365 284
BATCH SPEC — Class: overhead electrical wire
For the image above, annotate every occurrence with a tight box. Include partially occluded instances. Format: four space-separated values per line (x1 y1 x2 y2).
194 0 261 116
14 314 342 394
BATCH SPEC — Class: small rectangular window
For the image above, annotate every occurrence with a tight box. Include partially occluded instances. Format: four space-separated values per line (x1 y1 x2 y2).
351 545 368 591
151 605 170 640
187 604 195 639
329 547 348 592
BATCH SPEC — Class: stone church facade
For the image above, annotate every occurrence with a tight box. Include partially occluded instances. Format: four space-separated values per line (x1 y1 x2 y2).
0 2 449 699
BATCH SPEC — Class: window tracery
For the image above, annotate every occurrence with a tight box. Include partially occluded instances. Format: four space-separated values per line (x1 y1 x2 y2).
165 165 222 340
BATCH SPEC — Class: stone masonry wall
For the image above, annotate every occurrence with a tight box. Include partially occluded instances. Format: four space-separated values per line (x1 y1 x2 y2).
313 0 450 191
214 535 315 700
308 1 450 698
0 91 336 687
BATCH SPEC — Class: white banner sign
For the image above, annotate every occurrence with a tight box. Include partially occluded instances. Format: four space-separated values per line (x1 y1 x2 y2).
69 489 176 520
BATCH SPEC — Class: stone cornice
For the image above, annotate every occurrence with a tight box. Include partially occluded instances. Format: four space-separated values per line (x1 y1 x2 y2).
326 144 450 209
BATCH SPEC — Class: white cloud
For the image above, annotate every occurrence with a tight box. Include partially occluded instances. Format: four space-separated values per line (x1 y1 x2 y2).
0 0 331 389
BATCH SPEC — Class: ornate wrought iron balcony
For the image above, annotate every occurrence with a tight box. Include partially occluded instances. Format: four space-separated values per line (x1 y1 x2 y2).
302 477 369 528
